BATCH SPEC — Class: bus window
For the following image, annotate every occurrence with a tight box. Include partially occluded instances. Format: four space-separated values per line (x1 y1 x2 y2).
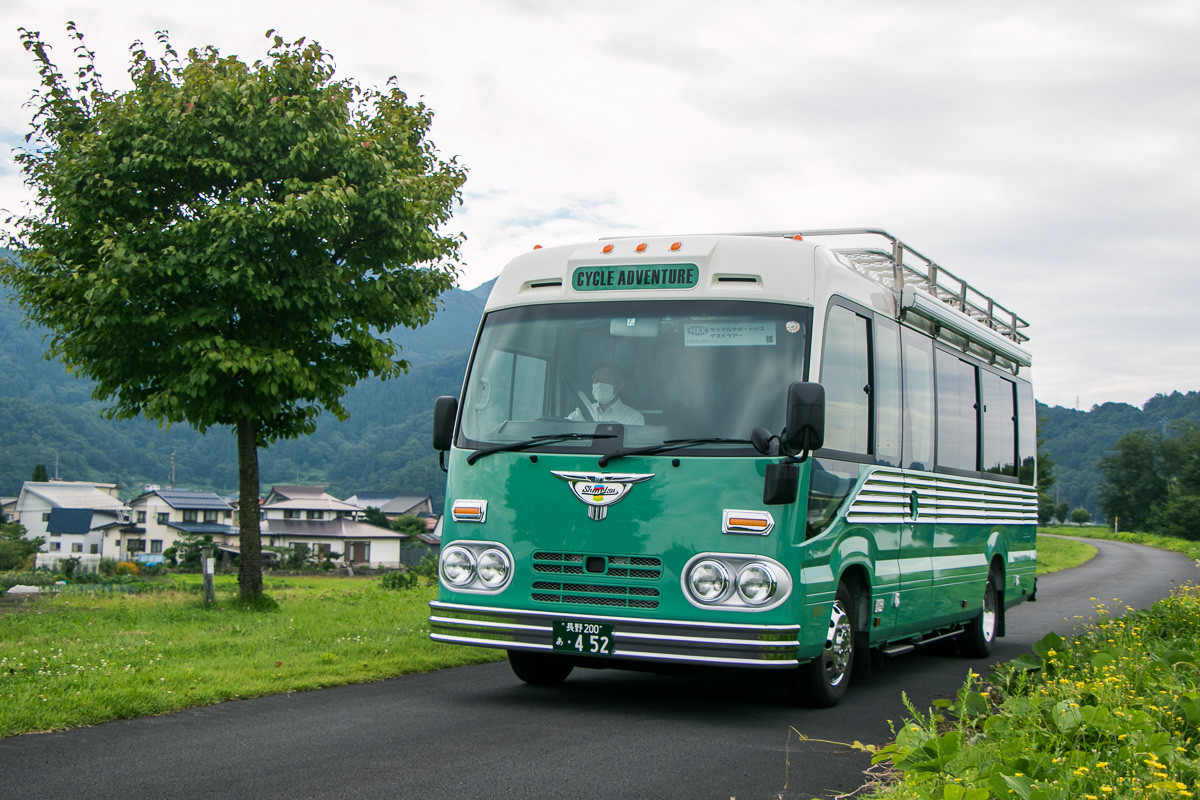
981 371 1017 476
874 318 902 467
901 328 934 471
935 350 979 472
1016 380 1037 486
821 305 870 455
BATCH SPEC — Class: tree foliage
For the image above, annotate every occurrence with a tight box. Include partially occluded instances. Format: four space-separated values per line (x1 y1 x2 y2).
1099 422 1200 538
0 522 44 571
2 26 465 597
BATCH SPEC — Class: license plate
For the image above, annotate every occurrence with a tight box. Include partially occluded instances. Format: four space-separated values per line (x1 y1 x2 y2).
552 620 614 656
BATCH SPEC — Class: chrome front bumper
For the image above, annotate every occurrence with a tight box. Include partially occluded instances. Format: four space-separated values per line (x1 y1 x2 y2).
429 601 802 668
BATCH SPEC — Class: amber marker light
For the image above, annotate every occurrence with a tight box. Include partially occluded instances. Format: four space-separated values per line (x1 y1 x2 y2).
670 242 682 251
722 509 775 535
602 244 614 253
533 245 543 250
636 242 648 252
792 234 804 241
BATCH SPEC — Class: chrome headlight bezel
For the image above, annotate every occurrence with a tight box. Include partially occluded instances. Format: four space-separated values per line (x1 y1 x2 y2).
439 541 514 593
681 553 792 611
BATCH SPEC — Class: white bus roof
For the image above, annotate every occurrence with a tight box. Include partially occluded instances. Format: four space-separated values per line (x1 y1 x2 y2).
482 228 1030 364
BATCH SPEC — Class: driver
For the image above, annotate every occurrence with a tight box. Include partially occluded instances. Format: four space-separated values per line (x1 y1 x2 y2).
568 365 645 425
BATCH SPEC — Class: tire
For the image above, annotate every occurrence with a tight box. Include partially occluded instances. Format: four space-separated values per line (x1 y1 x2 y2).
959 569 1000 658
788 583 856 708
507 650 574 686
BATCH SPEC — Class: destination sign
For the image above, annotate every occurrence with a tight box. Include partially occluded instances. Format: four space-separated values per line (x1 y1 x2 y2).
571 264 699 291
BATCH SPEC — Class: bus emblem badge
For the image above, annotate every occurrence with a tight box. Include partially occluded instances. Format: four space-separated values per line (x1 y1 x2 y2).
551 471 654 520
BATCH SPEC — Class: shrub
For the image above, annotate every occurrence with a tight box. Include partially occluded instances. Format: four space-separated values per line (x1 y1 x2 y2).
380 569 420 591
115 561 140 576
98 558 118 576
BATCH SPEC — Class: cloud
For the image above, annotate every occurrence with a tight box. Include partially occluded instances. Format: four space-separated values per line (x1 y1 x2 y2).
1 0 1196 409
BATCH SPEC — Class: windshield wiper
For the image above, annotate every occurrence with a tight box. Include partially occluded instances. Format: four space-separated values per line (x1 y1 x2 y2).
597 438 753 467
467 433 617 465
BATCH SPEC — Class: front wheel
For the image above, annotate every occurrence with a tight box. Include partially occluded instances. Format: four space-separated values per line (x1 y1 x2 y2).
959 569 1000 658
788 583 856 708
507 650 574 686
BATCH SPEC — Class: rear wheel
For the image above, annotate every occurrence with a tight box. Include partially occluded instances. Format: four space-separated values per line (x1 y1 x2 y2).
789 583 856 708
507 650 574 686
959 569 1000 658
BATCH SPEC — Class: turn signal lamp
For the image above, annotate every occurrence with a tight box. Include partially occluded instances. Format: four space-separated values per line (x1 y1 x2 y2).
722 509 774 535
451 500 487 523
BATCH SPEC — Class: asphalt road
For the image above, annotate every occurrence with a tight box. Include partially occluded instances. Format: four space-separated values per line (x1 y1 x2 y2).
2 536 1195 800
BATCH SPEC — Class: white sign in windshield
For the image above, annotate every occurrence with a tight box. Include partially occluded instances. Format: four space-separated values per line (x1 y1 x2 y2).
683 320 778 347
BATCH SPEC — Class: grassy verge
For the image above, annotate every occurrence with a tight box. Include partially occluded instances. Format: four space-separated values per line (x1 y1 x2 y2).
0 575 502 738
861 585 1200 799
1036 534 1096 575
1040 525 1200 562
849 530 1200 799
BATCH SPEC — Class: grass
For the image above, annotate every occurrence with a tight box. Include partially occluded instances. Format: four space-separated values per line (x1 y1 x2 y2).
859 584 1200 799
0 574 502 738
1037 534 1097 575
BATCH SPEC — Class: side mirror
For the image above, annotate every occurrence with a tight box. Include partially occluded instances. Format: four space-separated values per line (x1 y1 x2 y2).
782 382 824 455
432 396 458 452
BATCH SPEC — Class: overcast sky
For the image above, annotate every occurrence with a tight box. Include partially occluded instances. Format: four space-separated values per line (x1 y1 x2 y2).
1 1 1196 410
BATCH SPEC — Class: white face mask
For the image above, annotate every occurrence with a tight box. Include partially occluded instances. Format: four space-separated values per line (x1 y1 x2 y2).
592 382 616 405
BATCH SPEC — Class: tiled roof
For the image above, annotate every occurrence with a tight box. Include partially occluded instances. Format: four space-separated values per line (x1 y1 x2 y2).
47 508 93 535
22 481 127 511
263 518 405 539
151 489 232 511
166 522 237 535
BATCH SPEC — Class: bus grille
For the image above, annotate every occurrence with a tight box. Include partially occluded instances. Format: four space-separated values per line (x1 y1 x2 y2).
531 581 660 609
530 552 662 609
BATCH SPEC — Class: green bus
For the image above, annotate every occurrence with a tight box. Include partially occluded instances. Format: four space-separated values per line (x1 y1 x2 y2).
430 228 1037 706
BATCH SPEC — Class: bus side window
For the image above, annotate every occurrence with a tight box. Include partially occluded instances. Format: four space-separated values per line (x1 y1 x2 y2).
874 317 902 467
821 305 871 455
935 350 979 472
901 329 934 471
1016 380 1037 486
981 370 1017 476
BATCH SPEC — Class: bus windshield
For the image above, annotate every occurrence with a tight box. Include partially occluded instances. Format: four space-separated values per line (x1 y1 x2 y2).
458 300 812 455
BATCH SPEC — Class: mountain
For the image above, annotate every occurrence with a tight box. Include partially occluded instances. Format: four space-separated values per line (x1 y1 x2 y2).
1037 391 1200 520
0 279 489 505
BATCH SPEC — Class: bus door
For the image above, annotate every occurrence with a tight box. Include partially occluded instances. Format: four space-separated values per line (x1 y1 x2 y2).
895 326 937 635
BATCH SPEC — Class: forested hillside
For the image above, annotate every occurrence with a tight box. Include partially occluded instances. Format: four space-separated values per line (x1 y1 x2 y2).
1037 391 1200 520
3 273 1196 520
1 280 491 505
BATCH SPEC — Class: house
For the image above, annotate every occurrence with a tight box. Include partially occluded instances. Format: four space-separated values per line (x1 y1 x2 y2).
261 485 413 568
112 488 236 565
1 497 16 524
15 481 131 570
344 492 434 519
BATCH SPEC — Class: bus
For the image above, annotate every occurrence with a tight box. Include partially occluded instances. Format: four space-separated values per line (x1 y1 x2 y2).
429 228 1037 706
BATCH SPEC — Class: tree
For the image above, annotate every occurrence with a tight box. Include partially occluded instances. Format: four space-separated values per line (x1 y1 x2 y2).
3 26 465 600
1069 507 1091 525
0 521 43 571
1098 429 1166 533
1053 500 1069 524
30 463 48 482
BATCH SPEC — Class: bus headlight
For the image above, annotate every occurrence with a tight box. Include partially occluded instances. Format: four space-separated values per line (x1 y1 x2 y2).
440 546 477 587
687 560 731 604
681 553 792 611
476 548 512 589
736 563 778 605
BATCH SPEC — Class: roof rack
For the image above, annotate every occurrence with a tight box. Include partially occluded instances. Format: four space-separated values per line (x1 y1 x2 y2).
735 228 1029 345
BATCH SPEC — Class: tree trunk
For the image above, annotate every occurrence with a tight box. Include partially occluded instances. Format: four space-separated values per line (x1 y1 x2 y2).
236 417 263 600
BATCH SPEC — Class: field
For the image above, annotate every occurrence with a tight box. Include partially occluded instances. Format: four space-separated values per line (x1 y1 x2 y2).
0 575 500 738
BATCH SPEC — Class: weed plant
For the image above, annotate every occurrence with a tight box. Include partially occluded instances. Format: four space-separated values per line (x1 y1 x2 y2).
866 585 1200 799
0 575 502 737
